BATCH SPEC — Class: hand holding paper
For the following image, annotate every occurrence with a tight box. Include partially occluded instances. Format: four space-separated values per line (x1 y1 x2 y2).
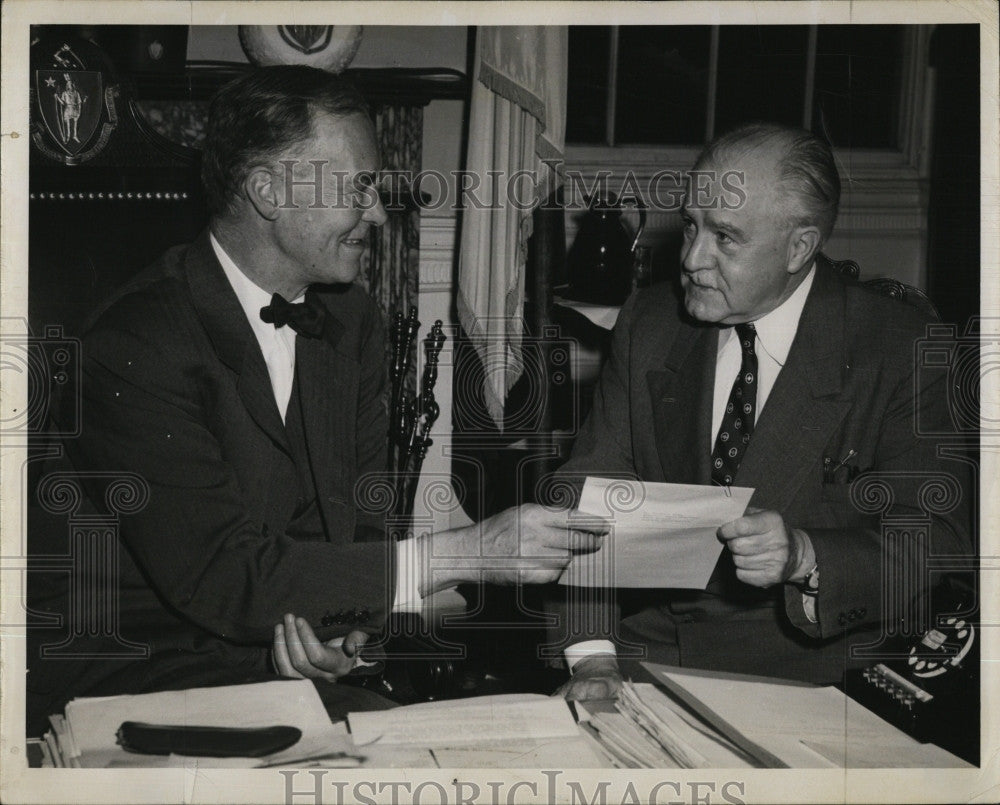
559 478 754 588
717 508 815 587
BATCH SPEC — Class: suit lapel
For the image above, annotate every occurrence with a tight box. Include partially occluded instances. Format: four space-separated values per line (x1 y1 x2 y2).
295 291 353 539
648 322 718 484
736 261 852 509
184 231 291 455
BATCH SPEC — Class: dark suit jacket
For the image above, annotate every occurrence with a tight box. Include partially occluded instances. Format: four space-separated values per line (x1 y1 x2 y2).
556 257 972 682
29 231 393 708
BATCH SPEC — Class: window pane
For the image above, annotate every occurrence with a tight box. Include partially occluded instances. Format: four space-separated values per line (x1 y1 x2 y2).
567 27 611 144
614 26 711 145
813 25 905 149
715 26 809 134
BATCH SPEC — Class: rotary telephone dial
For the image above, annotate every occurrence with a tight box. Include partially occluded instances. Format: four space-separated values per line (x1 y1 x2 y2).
844 581 979 765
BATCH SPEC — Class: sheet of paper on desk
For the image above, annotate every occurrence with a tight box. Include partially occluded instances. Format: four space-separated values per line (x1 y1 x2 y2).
62 679 353 768
431 737 605 769
644 663 971 768
348 694 580 747
560 478 754 588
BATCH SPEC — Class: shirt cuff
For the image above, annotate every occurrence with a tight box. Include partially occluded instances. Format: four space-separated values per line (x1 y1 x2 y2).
802 592 818 623
565 640 617 671
393 538 423 610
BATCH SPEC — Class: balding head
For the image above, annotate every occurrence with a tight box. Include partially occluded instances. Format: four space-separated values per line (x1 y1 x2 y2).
694 122 841 243
679 122 836 324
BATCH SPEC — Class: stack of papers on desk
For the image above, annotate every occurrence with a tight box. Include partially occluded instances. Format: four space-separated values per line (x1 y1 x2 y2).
630 663 971 768
348 694 606 768
43 679 359 768
561 478 754 588
581 683 759 769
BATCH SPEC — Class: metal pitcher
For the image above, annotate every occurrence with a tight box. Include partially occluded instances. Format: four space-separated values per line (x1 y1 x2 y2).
567 192 647 305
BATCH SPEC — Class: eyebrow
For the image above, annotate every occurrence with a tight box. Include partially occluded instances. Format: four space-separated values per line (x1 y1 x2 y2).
679 206 749 241
708 214 748 240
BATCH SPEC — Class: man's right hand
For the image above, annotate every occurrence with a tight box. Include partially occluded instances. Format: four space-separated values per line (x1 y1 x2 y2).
272 614 368 681
419 504 608 595
478 503 609 585
556 655 623 701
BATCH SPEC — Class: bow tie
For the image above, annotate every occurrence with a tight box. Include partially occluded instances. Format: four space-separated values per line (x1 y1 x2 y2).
259 293 326 338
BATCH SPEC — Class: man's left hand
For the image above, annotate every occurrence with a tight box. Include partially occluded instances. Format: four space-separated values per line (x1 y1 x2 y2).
554 655 623 702
717 509 813 588
273 613 368 681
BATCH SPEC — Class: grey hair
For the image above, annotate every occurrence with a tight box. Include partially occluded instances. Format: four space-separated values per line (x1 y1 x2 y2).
694 121 841 241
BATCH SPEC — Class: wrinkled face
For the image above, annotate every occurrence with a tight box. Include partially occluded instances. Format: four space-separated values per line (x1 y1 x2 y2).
272 111 387 287
679 151 802 324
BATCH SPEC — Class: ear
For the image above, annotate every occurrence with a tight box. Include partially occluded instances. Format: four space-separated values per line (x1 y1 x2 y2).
786 225 822 275
244 166 280 222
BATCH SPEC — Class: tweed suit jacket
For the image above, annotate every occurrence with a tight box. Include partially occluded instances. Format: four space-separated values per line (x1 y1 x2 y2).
556 256 972 681
32 231 394 689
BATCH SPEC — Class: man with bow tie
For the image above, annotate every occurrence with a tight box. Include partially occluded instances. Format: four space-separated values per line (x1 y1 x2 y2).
553 122 972 700
27 66 605 730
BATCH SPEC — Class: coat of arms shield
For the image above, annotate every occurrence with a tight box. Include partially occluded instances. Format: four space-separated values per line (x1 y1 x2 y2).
34 69 104 158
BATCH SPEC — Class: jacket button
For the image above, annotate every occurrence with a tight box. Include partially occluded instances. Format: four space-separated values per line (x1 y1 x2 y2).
359 609 370 622
321 614 333 627
333 609 346 624
858 607 867 617
838 613 848 625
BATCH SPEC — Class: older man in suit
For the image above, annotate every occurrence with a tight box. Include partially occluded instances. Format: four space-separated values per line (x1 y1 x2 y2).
27 66 606 732
555 122 972 698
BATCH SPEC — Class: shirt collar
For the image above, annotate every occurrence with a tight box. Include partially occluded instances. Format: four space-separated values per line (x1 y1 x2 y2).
210 232 274 329
722 263 815 367
210 232 305 337
752 262 815 367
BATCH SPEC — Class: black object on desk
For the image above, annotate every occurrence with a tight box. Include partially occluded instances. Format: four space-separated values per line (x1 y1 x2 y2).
116 722 302 758
842 582 979 765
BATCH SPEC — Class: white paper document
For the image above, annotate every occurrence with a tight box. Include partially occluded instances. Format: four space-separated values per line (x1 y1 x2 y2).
560 478 754 588
617 682 758 768
348 694 581 747
646 664 970 768
62 679 353 768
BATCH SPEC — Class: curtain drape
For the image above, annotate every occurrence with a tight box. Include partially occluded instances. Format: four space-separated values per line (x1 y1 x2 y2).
359 102 423 408
457 27 567 428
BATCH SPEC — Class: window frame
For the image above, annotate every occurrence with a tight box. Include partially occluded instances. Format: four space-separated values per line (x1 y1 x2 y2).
567 24 933 178
561 26 937 289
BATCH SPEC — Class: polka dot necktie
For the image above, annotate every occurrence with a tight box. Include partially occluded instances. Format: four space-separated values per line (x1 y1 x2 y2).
711 322 757 486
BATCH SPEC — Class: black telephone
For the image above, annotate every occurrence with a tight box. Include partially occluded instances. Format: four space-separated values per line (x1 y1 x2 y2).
844 579 979 765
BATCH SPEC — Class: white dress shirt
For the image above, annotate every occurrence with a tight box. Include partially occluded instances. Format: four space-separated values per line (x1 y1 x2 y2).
566 265 818 670
211 234 422 611
212 234 300 422
710 265 815 445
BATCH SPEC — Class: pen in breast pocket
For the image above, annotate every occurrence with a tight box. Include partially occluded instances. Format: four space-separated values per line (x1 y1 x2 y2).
831 449 857 473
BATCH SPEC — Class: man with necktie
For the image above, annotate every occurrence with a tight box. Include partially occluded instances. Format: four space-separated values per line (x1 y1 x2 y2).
554 122 972 699
27 66 606 732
